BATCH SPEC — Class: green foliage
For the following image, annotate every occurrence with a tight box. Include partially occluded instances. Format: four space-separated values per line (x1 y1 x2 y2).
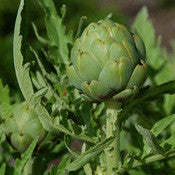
67 137 114 171
135 124 165 155
0 163 6 175
151 114 175 137
0 0 175 174
45 156 71 175
37 0 73 65
132 6 175 115
13 138 38 175
0 80 12 121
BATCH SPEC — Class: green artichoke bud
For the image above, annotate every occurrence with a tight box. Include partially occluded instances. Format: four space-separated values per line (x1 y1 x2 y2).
4 102 46 153
67 19 147 102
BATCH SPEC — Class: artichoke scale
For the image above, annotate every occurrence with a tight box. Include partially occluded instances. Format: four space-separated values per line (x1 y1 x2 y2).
66 64 82 90
126 61 147 89
81 81 112 101
76 52 102 82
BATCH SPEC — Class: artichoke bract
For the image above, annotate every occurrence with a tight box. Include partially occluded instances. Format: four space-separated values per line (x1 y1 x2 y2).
4 102 46 153
67 19 147 102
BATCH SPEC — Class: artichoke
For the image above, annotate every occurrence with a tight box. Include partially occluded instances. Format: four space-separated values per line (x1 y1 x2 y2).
67 19 147 102
3 102 46 153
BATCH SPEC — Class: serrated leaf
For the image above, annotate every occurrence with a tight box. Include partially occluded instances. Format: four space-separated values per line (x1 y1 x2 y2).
13 138 38 175
66 137 114 172
14 0 95 142
132 6 164 70
13 0 34 102
132 6 175 116
38 0 73 64
135 124 164 155
151 114 175 137
33 87 48 99
54 120 97 143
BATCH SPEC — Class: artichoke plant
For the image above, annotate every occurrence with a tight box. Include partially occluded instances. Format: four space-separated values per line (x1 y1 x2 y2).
3 102 46 153
67 19 147 102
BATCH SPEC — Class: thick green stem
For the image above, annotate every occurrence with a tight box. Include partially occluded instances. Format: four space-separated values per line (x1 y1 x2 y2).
105 99 122 175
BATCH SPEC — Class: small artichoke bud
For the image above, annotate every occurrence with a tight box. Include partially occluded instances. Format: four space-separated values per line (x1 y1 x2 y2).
67 19 147 102
4 102 46 153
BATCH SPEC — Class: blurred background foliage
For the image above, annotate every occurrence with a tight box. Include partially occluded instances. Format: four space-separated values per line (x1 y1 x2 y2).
0 0 175 97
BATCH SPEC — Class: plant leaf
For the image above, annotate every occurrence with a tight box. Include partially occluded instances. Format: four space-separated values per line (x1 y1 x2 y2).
132 6 175 115
13 138 38 175
0 163 6 175
135 124 164 155
13 0 55 132
38 0 73 64
132 6 164 70
13 0 95 143
0 79 12 120
66 137 114 172
44 156 71 175
151 114 175 137
55 156 72 175
118 81 175 126
137 80 175 102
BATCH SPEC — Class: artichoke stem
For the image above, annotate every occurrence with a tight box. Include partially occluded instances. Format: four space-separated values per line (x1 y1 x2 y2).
105 99 121 175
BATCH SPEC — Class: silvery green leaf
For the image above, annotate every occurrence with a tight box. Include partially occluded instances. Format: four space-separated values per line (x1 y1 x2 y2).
151 114 175 137
14 0 95 142
33 87 48 99
66 137 114 172
38 0 73 64
13 138 38 175
135 124 164 155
